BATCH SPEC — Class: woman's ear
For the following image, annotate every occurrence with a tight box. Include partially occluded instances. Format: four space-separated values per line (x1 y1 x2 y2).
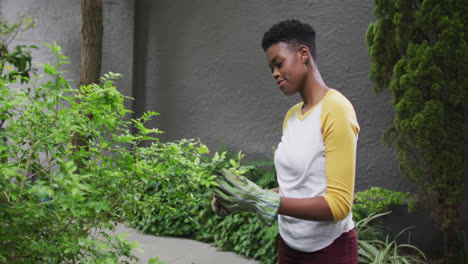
298 45 310 64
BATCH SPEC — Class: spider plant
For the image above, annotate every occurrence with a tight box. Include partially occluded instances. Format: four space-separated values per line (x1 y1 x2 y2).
355 212 427 264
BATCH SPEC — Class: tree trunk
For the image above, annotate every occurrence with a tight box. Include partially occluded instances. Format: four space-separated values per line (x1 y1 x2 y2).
80 0 103 86
72 0 103 149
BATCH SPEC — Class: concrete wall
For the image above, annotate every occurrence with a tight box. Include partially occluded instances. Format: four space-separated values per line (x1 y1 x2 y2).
0 0 135 109
2 0 466 254
132 0 410 190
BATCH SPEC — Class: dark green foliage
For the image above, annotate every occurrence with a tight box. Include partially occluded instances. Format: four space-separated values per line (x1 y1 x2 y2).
366 0 468 255
214 215 279 263
455 231 468 264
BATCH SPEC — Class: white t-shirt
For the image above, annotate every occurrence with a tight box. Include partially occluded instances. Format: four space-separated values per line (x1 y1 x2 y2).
275 89 359 252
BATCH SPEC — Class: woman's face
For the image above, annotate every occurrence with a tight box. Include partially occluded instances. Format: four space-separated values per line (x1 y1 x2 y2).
266 42 307 96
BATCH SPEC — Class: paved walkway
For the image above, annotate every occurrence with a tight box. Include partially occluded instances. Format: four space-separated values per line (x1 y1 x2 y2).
112 223 260 264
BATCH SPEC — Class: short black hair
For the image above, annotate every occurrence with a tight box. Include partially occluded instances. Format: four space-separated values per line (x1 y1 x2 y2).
261 19 316 60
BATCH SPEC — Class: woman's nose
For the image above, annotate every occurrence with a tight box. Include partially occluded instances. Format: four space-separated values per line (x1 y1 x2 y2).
272 68 280 80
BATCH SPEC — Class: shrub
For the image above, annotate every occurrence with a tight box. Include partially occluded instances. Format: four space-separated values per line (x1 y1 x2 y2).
353 186 417 222
366 0 468 255
0 43 220 263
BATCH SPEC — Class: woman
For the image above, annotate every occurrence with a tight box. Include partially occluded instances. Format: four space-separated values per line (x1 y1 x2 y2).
213 19 359 264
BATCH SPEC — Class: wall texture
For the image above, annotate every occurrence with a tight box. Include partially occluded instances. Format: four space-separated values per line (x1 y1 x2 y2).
132 0 410 190
0 0 135 109
2 0 466 254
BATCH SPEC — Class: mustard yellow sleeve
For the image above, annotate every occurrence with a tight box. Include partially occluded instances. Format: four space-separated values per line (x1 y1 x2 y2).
321 93 359 221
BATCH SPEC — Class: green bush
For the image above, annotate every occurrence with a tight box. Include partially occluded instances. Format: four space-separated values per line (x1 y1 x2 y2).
353 186 417 222
366 0 468 256
0 43 222 263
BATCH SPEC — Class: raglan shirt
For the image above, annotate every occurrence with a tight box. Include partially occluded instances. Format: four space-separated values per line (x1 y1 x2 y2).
274 88 359 252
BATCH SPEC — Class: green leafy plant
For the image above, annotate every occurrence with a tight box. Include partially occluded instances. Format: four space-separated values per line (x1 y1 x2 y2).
0 42 221 263
366 0 468 256
352 187 417 222
214 214 279 264
356 212 427 264
0 14 37 168
0 14 37 83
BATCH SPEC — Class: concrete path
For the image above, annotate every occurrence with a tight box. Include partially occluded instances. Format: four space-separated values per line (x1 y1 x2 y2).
112 223 260 264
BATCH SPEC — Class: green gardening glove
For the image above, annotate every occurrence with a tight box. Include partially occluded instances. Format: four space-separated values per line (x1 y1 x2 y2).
213 168 281 226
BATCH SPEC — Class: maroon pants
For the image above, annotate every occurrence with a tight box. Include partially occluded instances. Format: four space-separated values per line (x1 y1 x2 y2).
279 229 358 264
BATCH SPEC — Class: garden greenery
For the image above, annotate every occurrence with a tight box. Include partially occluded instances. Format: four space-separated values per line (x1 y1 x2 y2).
0 14 36 83
356 212 427 264
0 42 226 263
352 186 417 222
366 0 468 256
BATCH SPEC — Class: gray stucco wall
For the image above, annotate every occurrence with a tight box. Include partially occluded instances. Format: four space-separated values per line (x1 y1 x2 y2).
2 0 466 254
132 0 410 190
0 0 134 109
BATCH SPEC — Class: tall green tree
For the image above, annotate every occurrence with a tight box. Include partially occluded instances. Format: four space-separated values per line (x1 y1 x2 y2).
366 0 467 257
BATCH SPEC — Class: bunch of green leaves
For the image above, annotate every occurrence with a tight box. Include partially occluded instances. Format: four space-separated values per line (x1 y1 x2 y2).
0 14 37 83
366 0 467 255
125 151 247 239
0 42 220 263
352 187 417 222
214 214 279 263
356 212 427 264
